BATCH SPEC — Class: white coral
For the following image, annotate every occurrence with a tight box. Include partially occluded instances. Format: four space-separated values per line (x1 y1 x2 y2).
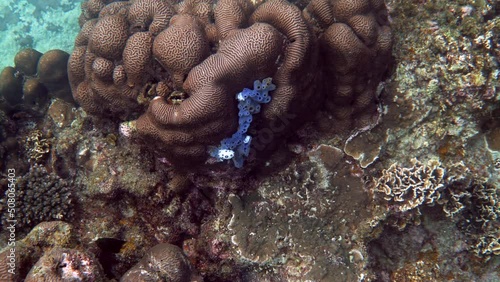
375 159 446 212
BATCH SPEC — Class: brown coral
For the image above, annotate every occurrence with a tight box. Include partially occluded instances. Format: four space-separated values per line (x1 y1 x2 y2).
69 15 142 117
251 0 319 120
23 78 48 108
153 15 210 87
81 0 107 19
88 14 129 60
14 48 42 76
37 49 73 102
304 0 392 132
136 21 285 166
123 31 154 86
1 48 73 108
70 0 392 168
0 66 23 105
121 243 193 282
128 0 175 34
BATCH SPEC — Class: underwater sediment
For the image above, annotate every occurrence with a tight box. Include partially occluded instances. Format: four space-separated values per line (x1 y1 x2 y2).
0 0 499 281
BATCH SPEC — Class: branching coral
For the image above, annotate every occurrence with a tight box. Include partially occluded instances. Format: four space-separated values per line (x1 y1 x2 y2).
70 0 392 168
0 164 74 232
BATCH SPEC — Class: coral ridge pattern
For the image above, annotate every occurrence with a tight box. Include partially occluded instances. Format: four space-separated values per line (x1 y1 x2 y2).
69 0 392 168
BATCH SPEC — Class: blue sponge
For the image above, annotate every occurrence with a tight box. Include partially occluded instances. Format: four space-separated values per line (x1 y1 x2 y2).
208 78 275 168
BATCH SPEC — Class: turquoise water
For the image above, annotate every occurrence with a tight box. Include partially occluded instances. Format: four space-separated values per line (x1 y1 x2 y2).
0 0 80 70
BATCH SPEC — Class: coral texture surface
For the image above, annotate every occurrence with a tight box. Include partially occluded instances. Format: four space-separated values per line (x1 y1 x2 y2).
69 0 392 167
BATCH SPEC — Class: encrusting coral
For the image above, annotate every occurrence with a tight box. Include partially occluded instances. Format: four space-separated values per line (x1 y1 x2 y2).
70 0 392 168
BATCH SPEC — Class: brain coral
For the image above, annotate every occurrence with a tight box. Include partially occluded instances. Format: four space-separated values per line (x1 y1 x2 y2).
70 0 392 168
121 243 193 282
303 0 393 130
